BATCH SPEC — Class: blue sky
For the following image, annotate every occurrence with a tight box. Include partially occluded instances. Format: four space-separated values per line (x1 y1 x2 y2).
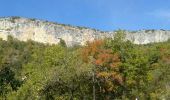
0 0 170 31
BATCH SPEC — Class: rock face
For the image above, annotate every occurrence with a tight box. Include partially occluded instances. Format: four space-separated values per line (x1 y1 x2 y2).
0 17 170 46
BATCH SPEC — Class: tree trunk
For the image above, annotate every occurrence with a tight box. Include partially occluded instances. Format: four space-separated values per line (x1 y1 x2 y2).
93 71 96 100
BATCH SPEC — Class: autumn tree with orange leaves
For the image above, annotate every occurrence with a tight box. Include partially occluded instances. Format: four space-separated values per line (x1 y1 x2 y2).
82 40 123 99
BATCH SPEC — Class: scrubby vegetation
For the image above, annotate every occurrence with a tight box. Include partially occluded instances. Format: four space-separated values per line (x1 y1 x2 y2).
0 30 170 100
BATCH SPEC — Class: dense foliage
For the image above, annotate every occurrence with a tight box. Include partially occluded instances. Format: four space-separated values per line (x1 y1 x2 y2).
0 31 170 100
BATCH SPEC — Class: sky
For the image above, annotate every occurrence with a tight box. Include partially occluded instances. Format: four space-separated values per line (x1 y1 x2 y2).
0 0 170 31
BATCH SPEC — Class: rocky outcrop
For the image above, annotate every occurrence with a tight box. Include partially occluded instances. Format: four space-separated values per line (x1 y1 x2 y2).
0 17 170 46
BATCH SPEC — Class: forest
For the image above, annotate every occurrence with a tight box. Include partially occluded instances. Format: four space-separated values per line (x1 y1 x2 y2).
0 30 170 100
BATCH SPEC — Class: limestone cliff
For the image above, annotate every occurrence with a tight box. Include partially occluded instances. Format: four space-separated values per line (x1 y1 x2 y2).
0 17 170 46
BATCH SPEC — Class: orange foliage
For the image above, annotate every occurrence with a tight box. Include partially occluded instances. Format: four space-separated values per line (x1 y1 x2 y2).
81 40 123 93
160 47 170 64
82 40 104 62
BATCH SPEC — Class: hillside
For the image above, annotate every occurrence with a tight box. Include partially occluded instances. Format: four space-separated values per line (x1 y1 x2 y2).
0 17 170 46
0 35 170 99
0 17 170 99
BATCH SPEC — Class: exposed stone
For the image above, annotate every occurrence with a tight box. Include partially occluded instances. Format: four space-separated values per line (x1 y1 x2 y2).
0 17 170 46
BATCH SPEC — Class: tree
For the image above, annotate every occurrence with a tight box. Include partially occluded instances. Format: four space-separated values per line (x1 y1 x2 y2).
58 38 67 47
82 40 123 99
40 50 93 100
